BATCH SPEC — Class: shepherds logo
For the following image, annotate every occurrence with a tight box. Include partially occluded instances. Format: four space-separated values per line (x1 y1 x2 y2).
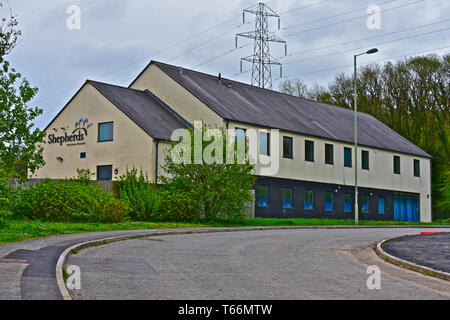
48 118 93 145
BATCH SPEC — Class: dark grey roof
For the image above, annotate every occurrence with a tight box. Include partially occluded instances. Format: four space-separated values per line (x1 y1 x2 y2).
149 61 430 158
89 80 188 141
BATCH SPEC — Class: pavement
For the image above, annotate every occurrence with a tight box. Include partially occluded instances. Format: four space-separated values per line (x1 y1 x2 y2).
66 228 450 300
1 227 449 300
382 232 450 273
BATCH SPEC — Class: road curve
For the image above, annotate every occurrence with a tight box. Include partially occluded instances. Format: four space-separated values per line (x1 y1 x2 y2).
67 228 450 300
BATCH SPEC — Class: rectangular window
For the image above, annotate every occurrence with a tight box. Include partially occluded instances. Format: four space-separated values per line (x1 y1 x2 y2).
257 185 270 208
325 144 334 165
325 191 334 211
98 122 114 142
235 128 246 145
414 159 420 177
97 165 113 181
260 132 270 156
344 193 352 213
80 152 86 159
283 137 293 159
394 156 401 174
361 195 370 214
282 188 293 209
305 140 314 162
362 151 369 170
304 189 314 210
378 197 385 214
344 147 352 168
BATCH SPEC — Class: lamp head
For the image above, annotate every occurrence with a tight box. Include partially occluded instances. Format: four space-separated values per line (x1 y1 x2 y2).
366 48 378 55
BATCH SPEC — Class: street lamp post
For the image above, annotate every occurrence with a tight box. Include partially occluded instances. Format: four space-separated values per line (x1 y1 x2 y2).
354 48 378 226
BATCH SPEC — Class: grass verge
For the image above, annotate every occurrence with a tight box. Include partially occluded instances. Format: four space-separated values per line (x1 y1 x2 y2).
0 218 448 245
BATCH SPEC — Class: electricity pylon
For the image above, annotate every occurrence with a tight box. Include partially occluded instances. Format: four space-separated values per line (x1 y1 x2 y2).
236 3 287 90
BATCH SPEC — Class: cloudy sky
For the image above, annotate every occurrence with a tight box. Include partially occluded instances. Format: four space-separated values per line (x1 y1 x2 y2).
3 0 450 129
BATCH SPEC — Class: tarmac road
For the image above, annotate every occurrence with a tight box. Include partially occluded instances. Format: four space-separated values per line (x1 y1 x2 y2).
67 228 450 300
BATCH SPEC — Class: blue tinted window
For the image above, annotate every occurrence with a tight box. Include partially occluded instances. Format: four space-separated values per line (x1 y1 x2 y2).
344 148 352 168
378 197 385 214
304 190 314 210
282 188 293 209
258 185 269 208
98 122 114 142
97 165 112 181
325 191 334 211
344 193 352 212
361 195 369 214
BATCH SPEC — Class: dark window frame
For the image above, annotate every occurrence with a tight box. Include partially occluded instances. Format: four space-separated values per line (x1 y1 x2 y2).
282 187 294 209
97 165 113 181
305 140 314 162
361 195 370 214
344 147 352 168
80 152 86 159
325 144 334 165
260 132 270 156
304 189 314 211
325 191 334 212
98 121 114 143
378 196 386 215
344 193 353 213
414 159 421 177
362 150 370 170
257 185 270 208
394 156 401 175
283 136 294 159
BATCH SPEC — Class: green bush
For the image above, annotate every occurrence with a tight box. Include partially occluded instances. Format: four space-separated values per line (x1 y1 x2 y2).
118 168 162 221
0 168 13 228
13 179 127 223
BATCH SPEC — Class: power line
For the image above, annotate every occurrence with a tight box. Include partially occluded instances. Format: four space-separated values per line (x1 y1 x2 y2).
278 0 331 15
279 18 450 59
282 0 400 30
282 0 426 38
273 45 450 81
283 27 450 65
192 44 252 69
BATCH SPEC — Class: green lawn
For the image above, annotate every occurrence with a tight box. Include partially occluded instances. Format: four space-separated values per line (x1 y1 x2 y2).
0 218 448 245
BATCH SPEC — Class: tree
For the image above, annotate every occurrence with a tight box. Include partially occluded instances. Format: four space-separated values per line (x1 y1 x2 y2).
0 6 45 180
160 124 256 222
0 2 21 58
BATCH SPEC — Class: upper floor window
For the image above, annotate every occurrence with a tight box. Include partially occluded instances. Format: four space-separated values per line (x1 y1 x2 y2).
260 132 270 156
305 140 314 162
98 122 114 142
394 156 401 175
325 144 334 165
362 151 370 170
414 159 420 177
283 136 293 159
235 128 246 145
344 147 352 168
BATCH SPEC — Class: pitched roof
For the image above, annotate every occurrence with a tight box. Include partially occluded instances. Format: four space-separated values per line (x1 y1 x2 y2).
88 80 188 141
148 61 430 158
